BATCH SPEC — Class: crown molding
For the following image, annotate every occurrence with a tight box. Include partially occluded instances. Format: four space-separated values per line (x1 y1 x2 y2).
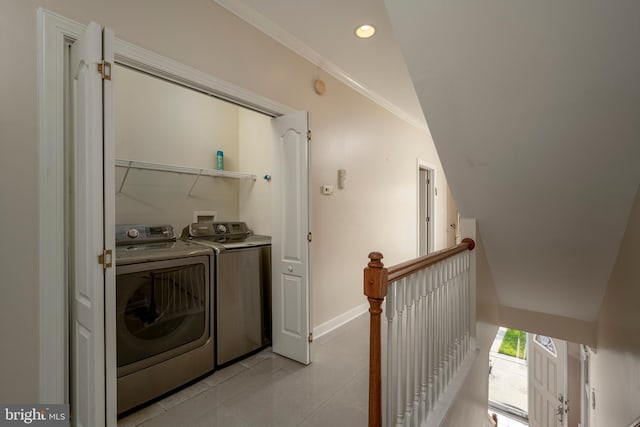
213 0 428 131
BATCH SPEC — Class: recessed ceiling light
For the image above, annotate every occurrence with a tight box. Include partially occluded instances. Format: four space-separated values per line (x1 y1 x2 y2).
355 24 376 39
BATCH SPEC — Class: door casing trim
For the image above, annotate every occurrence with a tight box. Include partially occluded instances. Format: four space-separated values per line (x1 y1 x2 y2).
38 6 296 413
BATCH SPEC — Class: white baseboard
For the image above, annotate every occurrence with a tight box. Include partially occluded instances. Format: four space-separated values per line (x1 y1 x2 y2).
313 302 369 339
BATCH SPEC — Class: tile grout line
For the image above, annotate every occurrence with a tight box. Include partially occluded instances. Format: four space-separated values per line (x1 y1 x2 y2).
294 364 366 426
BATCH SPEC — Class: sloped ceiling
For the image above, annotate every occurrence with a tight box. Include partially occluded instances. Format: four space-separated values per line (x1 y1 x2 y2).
214 0 427 128
219 0 640 322
385 0 640 321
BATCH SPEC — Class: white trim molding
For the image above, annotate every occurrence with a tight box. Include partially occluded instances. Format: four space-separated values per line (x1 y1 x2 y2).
313 303 369 340
37 8 84 404
114 38 295 117
213 0 428 131
37 6 301 411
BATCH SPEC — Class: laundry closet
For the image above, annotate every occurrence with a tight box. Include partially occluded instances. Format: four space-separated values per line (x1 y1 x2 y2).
113 64 273 415
114 65 272 233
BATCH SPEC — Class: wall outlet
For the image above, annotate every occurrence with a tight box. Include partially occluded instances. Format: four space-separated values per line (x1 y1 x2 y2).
321 185 334 195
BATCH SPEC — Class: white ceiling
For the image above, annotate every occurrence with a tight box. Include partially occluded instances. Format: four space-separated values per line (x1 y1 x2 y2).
217 0 640 322
214 0 427 129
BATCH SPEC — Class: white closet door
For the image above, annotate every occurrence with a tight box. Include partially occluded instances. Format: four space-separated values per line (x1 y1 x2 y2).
69 21 112 427
271 112 311 365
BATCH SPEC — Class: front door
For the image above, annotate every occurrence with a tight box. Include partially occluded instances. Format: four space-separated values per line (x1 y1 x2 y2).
69 21 114 427
271 112 311 365
528 334 568 427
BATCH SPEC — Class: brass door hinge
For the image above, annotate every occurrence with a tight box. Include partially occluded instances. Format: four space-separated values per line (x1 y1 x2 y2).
98 60 112 80
307 232 312 242
306 130 311 142
98 249 113 269
308 333 313 343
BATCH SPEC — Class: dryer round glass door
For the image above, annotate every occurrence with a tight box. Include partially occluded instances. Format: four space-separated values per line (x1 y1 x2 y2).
116 256 210 376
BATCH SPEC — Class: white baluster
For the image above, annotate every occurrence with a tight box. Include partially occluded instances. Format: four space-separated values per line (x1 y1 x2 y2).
426 267 435 412
386 281 397 427
412 272 422 426
452 257 458 373
414 272 421 425
454 254 462 370
463 252 469 356
447 258 456 384
442 260 451 391
404 274 417 423
459 254 465 364
419 269 428 421
395 280 405 426
437 261 445 399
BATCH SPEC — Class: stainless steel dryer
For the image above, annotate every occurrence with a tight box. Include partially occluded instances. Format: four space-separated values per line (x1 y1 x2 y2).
115 224 214 414
183 222 271 367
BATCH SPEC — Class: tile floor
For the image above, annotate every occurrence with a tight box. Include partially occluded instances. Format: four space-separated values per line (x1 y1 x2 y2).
118 313 370 427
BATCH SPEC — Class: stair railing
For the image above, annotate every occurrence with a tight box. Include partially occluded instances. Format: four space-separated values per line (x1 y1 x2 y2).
364 238 475 427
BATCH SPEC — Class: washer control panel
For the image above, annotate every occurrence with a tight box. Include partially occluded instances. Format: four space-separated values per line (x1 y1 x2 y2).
116 224 175 245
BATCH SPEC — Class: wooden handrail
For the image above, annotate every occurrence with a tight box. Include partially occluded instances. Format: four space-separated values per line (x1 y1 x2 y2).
363 238 476 427
388 238 475 282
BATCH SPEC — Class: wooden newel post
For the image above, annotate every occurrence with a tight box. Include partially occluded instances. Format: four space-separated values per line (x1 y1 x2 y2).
364 252 388 427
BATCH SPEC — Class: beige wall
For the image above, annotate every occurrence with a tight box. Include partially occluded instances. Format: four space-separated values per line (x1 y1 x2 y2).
0 0 447 402
0 0 40 403
114 65 244 230
499 306 597 347
238 109 272 236
589 186 640 427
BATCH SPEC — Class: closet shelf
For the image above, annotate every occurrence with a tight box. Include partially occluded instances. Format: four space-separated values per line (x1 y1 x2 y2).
115 159 257 195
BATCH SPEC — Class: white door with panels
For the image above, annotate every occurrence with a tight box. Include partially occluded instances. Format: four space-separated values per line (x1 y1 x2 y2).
271 112 311 365
528 334 568 427
418 164 433 255
69 21 114 427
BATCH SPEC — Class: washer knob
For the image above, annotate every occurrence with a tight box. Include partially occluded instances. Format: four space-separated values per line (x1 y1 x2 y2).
216 224 227 234
127 228 139 239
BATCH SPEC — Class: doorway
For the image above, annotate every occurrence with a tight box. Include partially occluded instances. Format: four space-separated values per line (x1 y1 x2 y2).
40 11 311 426
489 327 580 427
417 162 434 256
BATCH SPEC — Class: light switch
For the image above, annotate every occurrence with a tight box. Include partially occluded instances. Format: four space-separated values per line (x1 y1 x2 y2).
338 169 347 189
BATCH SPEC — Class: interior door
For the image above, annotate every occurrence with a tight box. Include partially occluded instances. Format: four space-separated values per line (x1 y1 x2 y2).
271 111 311 365
446 186 459 247
102 27 117 427
528 334 568 427
69 21 113 427
418 166 432 255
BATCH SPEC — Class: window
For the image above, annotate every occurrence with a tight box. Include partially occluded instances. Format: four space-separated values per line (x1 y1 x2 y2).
534 334 557 357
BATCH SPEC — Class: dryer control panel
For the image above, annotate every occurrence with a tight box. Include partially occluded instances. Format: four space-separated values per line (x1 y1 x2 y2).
186 222 251 240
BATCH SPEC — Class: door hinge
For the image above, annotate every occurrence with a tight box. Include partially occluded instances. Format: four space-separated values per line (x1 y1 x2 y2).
308 333 313 343
98 249 113 269
307 232 312 242
97 60 112 80
307 130 311 142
